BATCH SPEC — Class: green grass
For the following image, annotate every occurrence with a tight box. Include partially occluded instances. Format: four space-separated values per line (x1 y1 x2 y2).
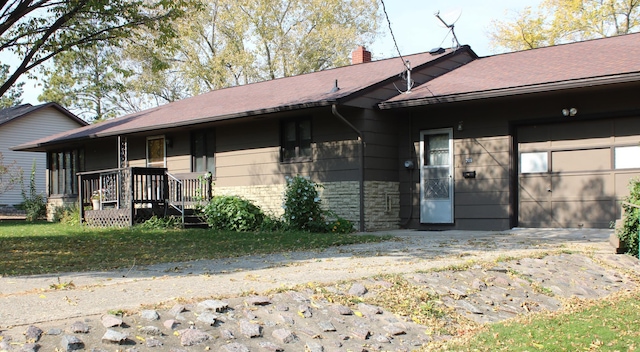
0 220 392 276
434 289 640 351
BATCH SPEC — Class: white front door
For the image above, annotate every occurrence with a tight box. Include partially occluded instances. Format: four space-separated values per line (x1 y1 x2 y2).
420 129 454 223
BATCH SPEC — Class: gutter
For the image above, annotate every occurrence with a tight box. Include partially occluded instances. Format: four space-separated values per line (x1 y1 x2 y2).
331 104 365 232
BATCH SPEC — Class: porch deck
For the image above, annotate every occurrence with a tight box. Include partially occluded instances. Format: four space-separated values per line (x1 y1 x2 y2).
78 167 212 227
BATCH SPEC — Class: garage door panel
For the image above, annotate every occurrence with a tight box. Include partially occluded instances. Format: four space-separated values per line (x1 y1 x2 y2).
519 200 552 227
551 200 616 227
551 174 614 199
551 149 610 172
615 172 639 195
519 175 550 200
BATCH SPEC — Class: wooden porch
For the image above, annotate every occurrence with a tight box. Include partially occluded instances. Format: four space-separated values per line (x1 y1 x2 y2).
78 167 213 227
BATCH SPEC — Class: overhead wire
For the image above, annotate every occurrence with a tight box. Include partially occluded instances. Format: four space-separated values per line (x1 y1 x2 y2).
380 0 410 71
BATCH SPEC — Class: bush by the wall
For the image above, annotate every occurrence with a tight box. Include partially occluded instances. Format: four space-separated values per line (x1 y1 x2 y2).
18 161 46 222
616 177 640 257
283 175 326 231
203 196 264 232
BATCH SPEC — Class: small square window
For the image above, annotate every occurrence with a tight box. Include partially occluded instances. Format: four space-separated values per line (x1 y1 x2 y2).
615 146 640 169
281 118 312 162
520 152 548 173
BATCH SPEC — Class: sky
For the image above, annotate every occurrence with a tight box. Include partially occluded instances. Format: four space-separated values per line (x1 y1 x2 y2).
9 0 542 105
369 0 542 59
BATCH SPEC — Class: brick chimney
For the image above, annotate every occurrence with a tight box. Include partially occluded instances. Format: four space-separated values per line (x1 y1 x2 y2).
351 46 372 64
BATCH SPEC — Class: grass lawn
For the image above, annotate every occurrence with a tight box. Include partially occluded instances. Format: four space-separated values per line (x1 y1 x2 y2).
430 289 640 351
0 220 393 276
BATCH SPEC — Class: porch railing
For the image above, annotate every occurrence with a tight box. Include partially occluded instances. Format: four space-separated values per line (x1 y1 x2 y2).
78 167 213 227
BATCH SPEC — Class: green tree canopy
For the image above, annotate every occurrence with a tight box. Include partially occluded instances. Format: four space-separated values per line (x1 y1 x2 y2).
121 0 380 105
490 0 640 52
0 0 196 102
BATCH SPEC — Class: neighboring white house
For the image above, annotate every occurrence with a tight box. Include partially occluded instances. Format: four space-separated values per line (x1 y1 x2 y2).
0 103 87 209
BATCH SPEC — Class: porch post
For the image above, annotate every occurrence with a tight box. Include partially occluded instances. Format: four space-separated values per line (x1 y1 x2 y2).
78 173 84 225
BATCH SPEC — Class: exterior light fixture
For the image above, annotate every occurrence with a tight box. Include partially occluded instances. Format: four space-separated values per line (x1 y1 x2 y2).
562 107 578 117
457 121 464 131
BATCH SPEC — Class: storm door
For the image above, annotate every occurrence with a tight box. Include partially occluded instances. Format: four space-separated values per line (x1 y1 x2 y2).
420 129 454 223
146 136 166 168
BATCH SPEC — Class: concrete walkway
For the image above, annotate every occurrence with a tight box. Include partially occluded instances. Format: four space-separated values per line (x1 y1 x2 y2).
0 228 618 328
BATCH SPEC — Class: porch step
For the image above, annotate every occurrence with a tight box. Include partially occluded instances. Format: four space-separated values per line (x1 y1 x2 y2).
184 214 208 229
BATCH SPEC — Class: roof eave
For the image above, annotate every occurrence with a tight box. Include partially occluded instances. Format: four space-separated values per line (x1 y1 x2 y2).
12 100 335 152
379 72 640 109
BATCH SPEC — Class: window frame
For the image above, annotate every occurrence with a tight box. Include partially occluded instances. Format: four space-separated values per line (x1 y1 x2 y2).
191 128 216 175
280 117 312 163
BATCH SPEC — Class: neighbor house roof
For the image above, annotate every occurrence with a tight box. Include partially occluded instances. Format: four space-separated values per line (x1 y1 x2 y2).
0 102 87 127
14 47 474 152
380 32 640 109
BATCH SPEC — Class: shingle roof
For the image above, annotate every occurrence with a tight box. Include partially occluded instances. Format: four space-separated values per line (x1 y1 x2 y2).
14 47 470 151
380 33 640 108
0 102 87 127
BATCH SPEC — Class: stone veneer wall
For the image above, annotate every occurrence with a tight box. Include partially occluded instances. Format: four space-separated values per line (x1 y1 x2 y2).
363 181 400 231
214 184 287 217
46 196 77 221
214 180 401 231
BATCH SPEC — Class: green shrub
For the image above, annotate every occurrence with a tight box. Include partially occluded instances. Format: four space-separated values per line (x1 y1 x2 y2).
19 161 46 222
138 215 182 230
259 214 287 232
327 217 355 234
53 204 81 226
202 196 264 232
283 175 326 231
616 177 640 257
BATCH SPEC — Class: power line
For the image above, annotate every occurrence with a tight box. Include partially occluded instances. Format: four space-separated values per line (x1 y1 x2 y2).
380 0 409 70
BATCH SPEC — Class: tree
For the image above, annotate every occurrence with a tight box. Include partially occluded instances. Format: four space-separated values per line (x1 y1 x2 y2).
0 0 197 101
38 44 127 122
0 65 23 108
122 0 379 104
38 43 126 122
490 0 640 52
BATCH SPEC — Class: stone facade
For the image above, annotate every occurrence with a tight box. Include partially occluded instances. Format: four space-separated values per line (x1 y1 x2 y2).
214 180 401 231
214 184 287 217
364 181 400 231
46 196 77 221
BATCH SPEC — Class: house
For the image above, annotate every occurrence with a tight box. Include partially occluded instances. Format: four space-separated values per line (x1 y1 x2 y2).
13 34 640 230
1 103 87 216
379 33 640 230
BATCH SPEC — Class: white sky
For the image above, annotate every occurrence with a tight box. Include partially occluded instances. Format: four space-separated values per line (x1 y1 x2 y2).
8 0 542 105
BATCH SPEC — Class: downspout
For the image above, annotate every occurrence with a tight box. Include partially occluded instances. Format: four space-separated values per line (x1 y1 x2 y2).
331 104 365 232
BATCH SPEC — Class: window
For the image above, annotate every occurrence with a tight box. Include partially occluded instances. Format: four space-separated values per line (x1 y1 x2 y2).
424 133 450 166
192 129 215 174
615 146 640 169
281 118 312 162
520 152 548 173
146 136 165 168
48 149 84 195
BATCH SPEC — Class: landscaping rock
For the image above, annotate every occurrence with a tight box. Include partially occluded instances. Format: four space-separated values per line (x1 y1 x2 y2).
348 283 368 296
140 310 160 321
60 335 83 352
68 321 90 334
178 328 211 346
24 325 43 342
101 329 128 344
101 315 122 328
197 299 228 312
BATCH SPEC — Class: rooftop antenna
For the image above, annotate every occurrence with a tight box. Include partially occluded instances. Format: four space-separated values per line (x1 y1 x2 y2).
435 8 462 49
